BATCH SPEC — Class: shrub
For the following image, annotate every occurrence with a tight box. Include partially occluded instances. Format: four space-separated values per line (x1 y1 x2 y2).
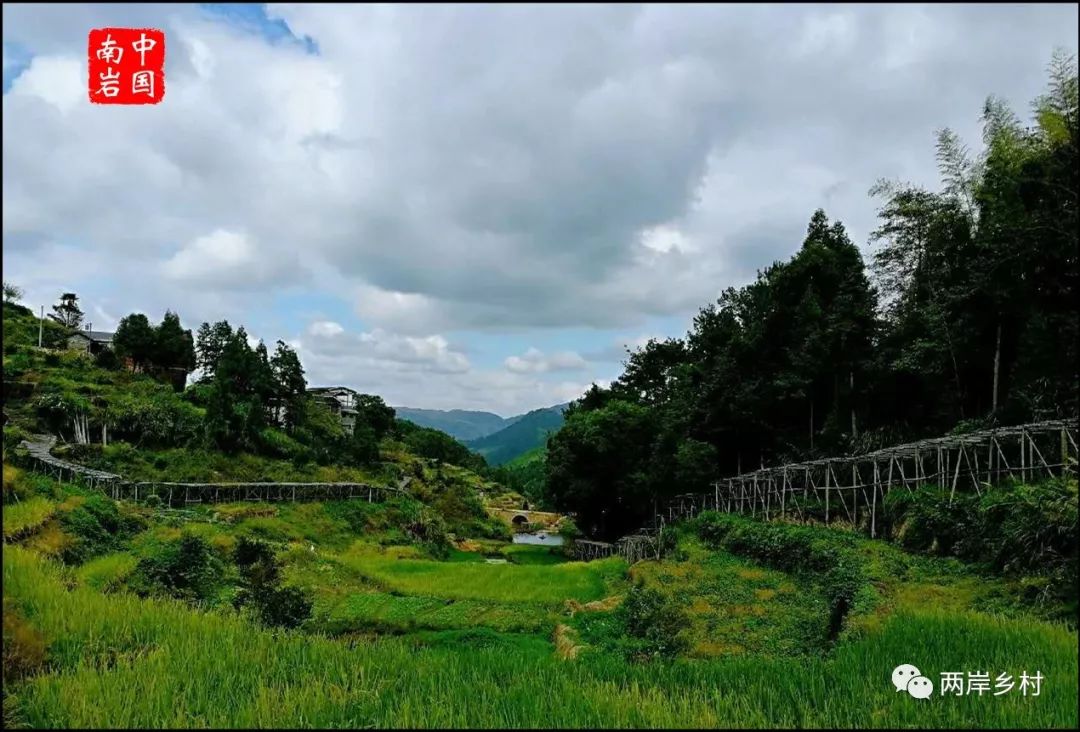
131 532 225 603
558 518 581 541
2 426 29 465
58 493 144 565
104 389 203 448
2 351 31 379
93 348 119 370
693 512 868 638
883 486 980 557
232 536 312 629
403 505 452 559
258 427 313 463
616 586 691 661
882 478 1078 612
255 586 313 629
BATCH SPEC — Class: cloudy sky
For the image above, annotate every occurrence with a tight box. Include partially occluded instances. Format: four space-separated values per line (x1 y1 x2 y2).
3 4 1076 415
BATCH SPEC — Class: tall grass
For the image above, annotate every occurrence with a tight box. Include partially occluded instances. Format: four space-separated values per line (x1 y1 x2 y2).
75 552 139 593
315 591 552 635
5 546 1077 728
2 496 55 540
334 549 626 604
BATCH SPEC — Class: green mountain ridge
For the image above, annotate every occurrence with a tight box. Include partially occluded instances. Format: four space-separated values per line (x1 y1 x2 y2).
466 404 568 466
392 407 520 442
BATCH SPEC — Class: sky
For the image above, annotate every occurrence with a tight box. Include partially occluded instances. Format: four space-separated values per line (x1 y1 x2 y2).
3 3 1077 416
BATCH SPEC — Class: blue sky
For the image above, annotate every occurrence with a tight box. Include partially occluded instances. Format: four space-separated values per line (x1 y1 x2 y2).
3 3 1077 415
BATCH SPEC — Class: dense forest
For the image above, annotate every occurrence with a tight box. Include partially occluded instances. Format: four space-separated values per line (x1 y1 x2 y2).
547 54 1078 539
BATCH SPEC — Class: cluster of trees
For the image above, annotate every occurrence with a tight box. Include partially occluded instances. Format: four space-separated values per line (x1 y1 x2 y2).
393 418 488 473
111 311 196 380
547 54 1078 539
193 320 312 453
193 320 412 468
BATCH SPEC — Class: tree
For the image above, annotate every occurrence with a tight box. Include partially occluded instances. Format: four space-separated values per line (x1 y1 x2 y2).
2 281 23 304
270 341 306 430
345 422 381 465
232 537 312 629
113 313 157 371
154 311 196 373
194 320 233 382
537 53 1078 537
204 327 265 452
48 293 83 329
545 399 660 539
355 394 396 439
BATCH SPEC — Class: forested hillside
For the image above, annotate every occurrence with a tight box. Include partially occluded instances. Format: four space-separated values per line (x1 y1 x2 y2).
393 408 513 442
467 404 567 466
1 301 498 499
546 55 1078 539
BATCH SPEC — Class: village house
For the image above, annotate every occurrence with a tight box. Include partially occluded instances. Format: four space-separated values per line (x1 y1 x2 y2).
66 327 114 356
307 386 359 434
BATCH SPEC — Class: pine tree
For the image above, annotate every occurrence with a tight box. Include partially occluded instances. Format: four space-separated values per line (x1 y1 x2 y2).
48 293 84 329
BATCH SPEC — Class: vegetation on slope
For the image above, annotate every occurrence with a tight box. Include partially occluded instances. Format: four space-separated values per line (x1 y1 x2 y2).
466 404 567 466
393 407 511 442
3 491 1077 728
542 57 1078 538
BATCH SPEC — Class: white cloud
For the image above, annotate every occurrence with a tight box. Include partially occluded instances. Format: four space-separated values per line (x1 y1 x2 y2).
298 321 592 414
505 347 588 374
162 229 304 289
7 55 83 113
309 320 344 337
303 321 470 374
3 3 1076 411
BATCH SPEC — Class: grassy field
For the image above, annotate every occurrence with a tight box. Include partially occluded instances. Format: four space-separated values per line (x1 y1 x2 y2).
2 462 1077 728
4 544 1077 728
332 545 625 604
2 496 55 540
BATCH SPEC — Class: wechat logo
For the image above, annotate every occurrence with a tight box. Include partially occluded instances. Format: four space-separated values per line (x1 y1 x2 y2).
893 664 934 699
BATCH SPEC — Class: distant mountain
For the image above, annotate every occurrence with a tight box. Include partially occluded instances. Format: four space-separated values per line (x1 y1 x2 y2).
466 403 569 465
392 407 511 442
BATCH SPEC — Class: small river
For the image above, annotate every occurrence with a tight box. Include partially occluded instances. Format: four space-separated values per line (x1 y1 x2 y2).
512 532 565 546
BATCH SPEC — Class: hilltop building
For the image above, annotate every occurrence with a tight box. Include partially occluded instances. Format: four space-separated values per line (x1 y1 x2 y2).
307 386 359 433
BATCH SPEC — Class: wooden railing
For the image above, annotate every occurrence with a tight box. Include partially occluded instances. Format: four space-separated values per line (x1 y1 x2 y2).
16 434 405 508
660 418 1077 538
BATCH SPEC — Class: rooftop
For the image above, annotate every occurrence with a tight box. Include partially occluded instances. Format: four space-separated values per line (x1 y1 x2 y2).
69 330 114 342
308 386 358 394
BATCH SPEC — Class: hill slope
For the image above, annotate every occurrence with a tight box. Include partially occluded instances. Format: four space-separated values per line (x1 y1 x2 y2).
467 404 567 466
393 408 513 441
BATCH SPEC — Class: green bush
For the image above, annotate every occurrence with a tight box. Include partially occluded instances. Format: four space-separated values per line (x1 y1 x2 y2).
615 586 692 661
58 494 144 565
403 504 452 559
131 532 225 603
258 427 314 463
105 388 203 447
558 518 581 541
232 536 312 629
255 586 313 629
93 349 119 370
3 424 29 457
883 478 1078 609
882 486 980 557
2 351 32 379
693 512 867 637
